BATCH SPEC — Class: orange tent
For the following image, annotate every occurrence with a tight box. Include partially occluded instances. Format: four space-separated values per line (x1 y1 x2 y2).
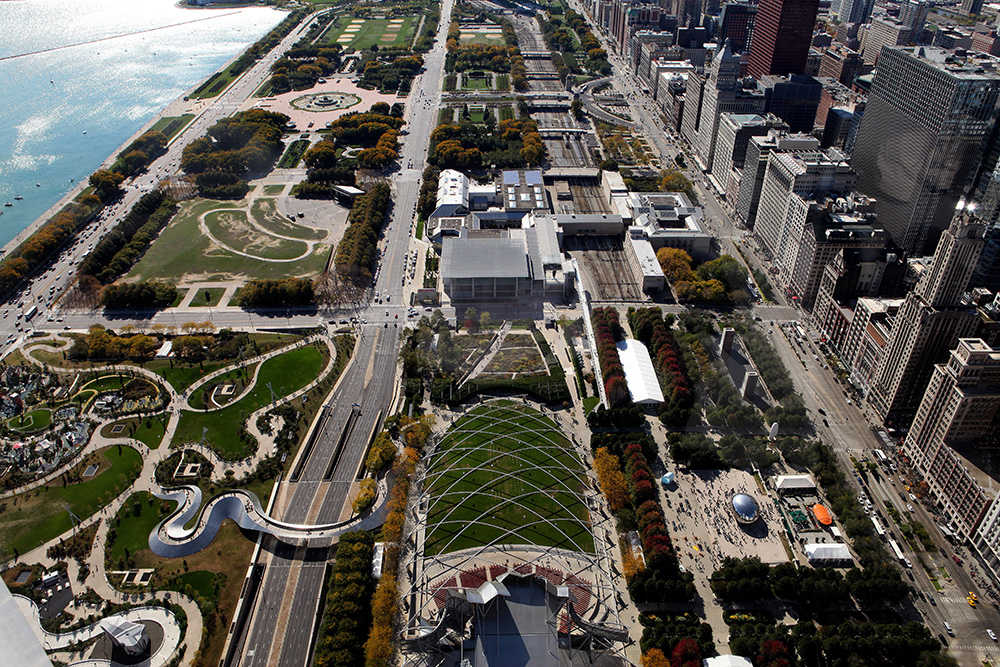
812 504 833 525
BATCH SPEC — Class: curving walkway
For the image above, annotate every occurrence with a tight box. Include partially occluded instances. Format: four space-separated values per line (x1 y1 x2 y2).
197 203 322 264
15 593 181 665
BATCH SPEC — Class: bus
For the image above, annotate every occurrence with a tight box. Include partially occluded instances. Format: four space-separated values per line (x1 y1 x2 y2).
24 305 37 321
871 516 886 539
889 539 905 563
874 449 888 465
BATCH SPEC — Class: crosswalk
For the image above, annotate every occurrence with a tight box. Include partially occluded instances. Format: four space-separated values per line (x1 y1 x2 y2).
950 643 1000 653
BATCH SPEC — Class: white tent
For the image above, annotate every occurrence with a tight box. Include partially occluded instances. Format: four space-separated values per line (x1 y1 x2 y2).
804 542 852 563
616 339 664 405
775 474 816 494
704 656 754 667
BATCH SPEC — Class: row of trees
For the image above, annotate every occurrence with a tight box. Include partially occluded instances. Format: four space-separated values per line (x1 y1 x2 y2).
591 307 629 408
564 10 611 75
312 531 375 667
727 318 795 400
113 130 168 177
417 165 441 220
363 414 434 667
268 46 342 94
101 281 177 311
66 325 158 361
428 117 544 170
78 191 177 284
237 278 315 309
629 307 694 426
640 616 716 664
726 618 947 667
591 433 695 603
334 182 392 282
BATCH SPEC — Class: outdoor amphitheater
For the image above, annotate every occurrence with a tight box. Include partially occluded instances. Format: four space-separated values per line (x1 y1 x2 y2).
400 399 629 666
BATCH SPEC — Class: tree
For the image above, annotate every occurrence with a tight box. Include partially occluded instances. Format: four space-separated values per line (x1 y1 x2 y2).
659 168 694 198
656 248 696 282
641 649 671 667
594 448 629 511
571 99 584 121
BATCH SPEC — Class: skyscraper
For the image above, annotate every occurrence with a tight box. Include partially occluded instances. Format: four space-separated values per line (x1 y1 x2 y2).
851 47 1000 255
837 0 876 24
868 211 986 425
719 2 757 53
747 0 821 78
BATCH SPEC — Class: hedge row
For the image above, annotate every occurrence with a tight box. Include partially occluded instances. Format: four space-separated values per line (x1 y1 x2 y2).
591 307 629 408
313 531 375 667
629 307 693 426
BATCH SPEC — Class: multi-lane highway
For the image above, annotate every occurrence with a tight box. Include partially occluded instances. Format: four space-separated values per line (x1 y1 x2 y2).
233 2 454 665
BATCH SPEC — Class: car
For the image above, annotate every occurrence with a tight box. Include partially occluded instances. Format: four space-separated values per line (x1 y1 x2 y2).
970 592 978 602
909 493 917 501
817 408 826 416
907 504 914 512
989 629 997 642
944 622 953 636
967 597 977 607
928 593 936 606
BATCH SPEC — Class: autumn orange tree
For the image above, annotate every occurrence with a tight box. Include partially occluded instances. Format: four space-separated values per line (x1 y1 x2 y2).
594 447 628 512
641 648 671 667
656 248 696 282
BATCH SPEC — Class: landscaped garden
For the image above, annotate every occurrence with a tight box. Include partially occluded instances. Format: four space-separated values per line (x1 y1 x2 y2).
423 400 593 556
0 446 143 558
172 344 327 460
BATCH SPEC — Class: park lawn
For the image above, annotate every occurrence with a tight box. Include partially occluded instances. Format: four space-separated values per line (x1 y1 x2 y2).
176 570 218 605
190 63 242 100
107 491 171 565
251 199 326 241
173 345 326 460
459 32 505 46
171 288 187 307
325 16 418 50
8 408 52 433
101 416 168 450
188 287 227 308
129 198 330 282
262 184 286 196
582 395 599 415
0 446 143 557
149 114 195 142
203 210 309 261
188 363 258 410
461 75 492 90
424 400 593 556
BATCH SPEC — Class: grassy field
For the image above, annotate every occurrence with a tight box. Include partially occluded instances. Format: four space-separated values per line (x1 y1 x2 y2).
149 114 195 142
323 16 418 50
172 345 326 460
461 74 492 90
190 63 242 100
203 210 309 261
101 416 168 450
189 287 228 308
459 31 505 46
0 447 143 557
8 408 52 432
107 491 169 566
128 198 330 282
250 199 327 241
424 400 593 556
277 139 310 169
262 184 286 196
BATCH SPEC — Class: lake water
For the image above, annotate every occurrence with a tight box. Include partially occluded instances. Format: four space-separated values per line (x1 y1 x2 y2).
0 0 286 247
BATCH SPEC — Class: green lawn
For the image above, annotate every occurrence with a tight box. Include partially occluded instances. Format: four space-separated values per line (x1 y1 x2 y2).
149 114 195 142
188 363 258 410
190 63 242 100
189 287 228 308
459 31 505 46
424 400 593 556
262 184 286 196
250 199 327 241
176 570 219 606
81 375 130 393
8 408 52 433
153 361 231 394
582 396 599 415
101 416 168 450
128 198 331 282
203 210 309 261
173 345 326 460
323 16 418 50
0 447 143 558
461 74 492 90
107 491 172 565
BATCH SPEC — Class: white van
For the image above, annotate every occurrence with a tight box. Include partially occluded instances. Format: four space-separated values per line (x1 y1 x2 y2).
944 622 953 636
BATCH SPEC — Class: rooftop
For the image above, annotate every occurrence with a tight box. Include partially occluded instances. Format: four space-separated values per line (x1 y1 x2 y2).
616 339 664 405
441 237 530 280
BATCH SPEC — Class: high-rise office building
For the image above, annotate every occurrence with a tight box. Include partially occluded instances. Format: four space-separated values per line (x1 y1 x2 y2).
746 0 820 78
818 46 863 87
718 2 757 52
759 74 822 133
904 338 1000 544
868 211 986 425
851 47 1000 256
899 0 931 39
860 18 911 66
963 0 985 15
838 0 876 25
735 130 819 227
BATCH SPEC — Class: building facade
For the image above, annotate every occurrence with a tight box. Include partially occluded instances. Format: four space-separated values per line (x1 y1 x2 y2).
746 0 820 78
